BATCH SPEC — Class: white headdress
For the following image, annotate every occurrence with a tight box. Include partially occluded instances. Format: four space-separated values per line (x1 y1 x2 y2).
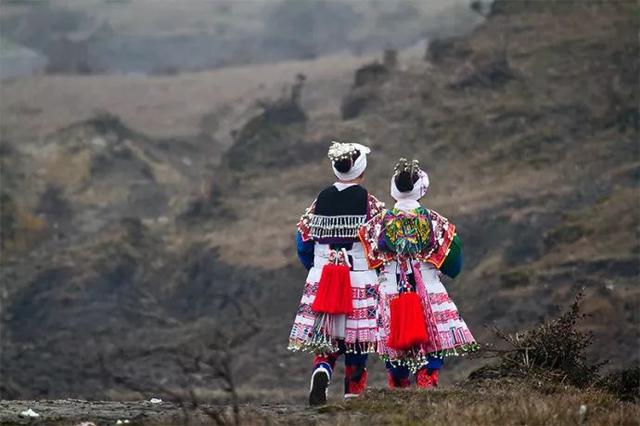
328 141 371 181
390 158 429 210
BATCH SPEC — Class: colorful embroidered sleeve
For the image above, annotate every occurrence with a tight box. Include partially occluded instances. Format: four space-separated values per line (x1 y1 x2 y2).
423 210 456 268
367 194 386 219
296 200 316 242
358 210 392 269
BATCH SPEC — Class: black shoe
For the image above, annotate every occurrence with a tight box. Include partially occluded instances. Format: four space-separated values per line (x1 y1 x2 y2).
309 367 330 406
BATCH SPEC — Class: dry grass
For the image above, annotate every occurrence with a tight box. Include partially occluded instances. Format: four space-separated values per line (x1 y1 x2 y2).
236 382 639 426
330 383 639 426
0 52 376 143
538 187 640 266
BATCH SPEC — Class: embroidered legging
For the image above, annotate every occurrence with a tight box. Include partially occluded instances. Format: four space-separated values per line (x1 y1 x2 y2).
386 356 443 386
313 341 368 395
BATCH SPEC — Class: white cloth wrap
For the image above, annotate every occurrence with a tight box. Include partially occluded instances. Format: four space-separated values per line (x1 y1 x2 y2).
332 143 371 180
390 169 429 210
313 242 369 271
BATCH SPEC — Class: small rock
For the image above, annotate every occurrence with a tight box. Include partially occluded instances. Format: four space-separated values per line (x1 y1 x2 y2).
91 137 107 147
19 408 40 418
150 397 163 404
142 218 155 227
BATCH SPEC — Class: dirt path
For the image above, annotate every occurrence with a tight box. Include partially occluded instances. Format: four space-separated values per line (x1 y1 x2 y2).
1 399 185 425
0 399 333 425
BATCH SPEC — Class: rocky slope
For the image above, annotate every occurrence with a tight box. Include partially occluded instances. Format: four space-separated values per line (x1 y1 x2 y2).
0 0 638 402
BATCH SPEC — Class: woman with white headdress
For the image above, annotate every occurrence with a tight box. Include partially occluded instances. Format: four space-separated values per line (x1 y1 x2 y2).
359 158 478 389
289 141 385 405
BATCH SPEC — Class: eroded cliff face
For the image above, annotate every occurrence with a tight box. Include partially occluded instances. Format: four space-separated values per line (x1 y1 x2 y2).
1 0 638 399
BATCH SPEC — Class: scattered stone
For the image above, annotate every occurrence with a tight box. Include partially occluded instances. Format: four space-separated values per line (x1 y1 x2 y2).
19 408 40 418
91 137 106 147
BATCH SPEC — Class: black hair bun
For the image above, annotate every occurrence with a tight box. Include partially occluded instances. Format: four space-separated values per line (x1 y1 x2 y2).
395 170 419 192
333 151 361 173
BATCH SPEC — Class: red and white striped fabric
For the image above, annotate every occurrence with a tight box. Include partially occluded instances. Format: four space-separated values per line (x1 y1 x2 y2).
378 260 476 360
288 243 379 354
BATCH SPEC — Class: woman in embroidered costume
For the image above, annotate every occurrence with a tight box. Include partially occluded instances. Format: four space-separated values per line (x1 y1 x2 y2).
359 158 478 389
289 141 385 406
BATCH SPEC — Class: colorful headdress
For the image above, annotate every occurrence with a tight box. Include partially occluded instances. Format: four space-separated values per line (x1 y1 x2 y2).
393 158 421 177
390 157 429 202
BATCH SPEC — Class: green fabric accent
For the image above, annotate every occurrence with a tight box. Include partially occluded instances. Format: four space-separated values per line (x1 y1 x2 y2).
440 234 462 278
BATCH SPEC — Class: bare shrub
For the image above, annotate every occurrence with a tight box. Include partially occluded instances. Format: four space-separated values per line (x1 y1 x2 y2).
100 296 262 426
472 292 607 388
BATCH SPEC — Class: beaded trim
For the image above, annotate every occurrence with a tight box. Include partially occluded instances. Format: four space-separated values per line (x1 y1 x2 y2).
309 214 367 239
393 157 420 175
288 338 378 355
381 343 480 373
328 141 358 162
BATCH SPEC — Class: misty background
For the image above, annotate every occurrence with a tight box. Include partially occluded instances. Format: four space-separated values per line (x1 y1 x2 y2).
0 0 482 77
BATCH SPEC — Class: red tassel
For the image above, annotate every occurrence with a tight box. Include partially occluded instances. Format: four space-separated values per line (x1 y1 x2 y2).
312 264 353 314
387 292 429 350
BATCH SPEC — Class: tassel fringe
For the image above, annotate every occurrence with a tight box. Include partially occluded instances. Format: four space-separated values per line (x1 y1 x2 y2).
310 214 367 239
387 292 429 350
312 264 353 314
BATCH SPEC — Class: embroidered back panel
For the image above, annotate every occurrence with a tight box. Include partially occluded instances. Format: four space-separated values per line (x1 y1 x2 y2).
297 187 386 243
359 208 456 269
309 214 367 239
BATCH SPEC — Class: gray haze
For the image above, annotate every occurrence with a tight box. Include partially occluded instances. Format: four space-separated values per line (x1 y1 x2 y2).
0 0 485 76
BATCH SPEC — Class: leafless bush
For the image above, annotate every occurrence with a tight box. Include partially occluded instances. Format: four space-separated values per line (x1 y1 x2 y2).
101 295 261 425
472 292 606 388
